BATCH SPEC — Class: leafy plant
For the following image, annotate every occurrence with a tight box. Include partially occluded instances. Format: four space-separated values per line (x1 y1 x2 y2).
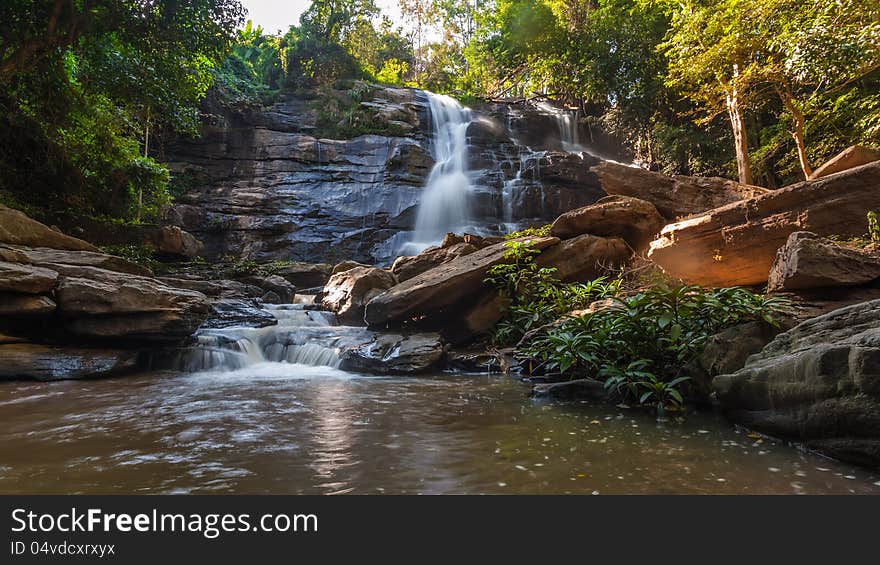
868 210 880 243
517 284 789 412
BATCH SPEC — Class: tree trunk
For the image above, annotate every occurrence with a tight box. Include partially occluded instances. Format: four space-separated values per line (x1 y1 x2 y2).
725 79 753 185
138 106 150 223
776 85 812 179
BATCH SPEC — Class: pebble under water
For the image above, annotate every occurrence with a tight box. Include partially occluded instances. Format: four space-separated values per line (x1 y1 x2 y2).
1 364 879 495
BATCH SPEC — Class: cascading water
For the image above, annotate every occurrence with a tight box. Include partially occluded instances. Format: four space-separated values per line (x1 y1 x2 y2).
183 304 373 373
400 93 475 255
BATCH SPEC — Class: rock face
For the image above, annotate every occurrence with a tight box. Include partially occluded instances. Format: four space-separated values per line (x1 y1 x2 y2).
321 266 397 324
687 321 781 402
714 300 880 467
0 261 58 293
0 244 153 277
0 204 98 251
810 145 880 180
767 232 880 292
339 332 445 374
648 162 880 287
595 161 768 220
364 236 560 327
550 196 663 250
164 85 610 265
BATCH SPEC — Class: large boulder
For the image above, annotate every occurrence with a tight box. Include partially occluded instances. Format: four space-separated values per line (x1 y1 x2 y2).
550 196 664 250
713 299 880 467
0 204 98 251
0 244 152 277
54 267 210 341
767 232 880 292
146 225 203 259
391 241 478 282
237 274 295 303
535 234 631 281
0 261 58 293
321 266 397 324
339 332 445 374
0 343 138 381
810 145 880 180
648 161 880 287
595 162 768 220
364 236 559 327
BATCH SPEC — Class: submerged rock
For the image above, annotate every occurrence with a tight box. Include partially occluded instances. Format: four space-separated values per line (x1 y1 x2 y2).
713 299 880 467
530 378 609 400
648 161 880 287
339 332 445 374
767 231 880 292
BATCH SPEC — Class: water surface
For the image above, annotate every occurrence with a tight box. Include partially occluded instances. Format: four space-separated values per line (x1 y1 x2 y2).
1 365 878 494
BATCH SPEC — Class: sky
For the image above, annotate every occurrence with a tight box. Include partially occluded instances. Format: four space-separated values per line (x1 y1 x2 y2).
239 0 401 35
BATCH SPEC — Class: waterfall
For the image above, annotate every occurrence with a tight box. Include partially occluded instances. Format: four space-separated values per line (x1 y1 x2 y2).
183 304 373 373
401 93 474 255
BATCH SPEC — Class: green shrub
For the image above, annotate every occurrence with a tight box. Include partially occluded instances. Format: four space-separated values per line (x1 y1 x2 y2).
99 244 158 270
520 285 789 412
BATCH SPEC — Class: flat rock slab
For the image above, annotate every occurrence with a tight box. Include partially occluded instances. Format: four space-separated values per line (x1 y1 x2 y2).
0 343 138 381
648 162 880 287
0 244 152 277
0 261 58 294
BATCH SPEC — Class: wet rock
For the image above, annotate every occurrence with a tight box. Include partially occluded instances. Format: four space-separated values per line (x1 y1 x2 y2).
0 293 56 316
648 162 880 287
321 266 397 324
238 274 295 303
447 348 501 372
0 261 58 293
0 204 98 251
713 299 880 467
339 332 445 374
364 236 559 327
810 145 880 180
200 299 278 329
595 161 767 220
530 378 609 400
0 244 152 276
767 232 880 292
0 343 138 381
550 196 664 250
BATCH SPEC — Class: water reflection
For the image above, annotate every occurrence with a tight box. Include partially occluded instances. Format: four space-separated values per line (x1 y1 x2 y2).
0 369 878 494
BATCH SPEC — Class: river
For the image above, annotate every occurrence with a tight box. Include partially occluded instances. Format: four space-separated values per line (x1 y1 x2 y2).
1 364 877 494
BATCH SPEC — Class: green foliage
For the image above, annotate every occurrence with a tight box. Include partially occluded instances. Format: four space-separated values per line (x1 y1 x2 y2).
520 285 790 411
485 238 622 345
504 224 551 240
98 244 158 271
0 1 244 222
868 211 880 244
